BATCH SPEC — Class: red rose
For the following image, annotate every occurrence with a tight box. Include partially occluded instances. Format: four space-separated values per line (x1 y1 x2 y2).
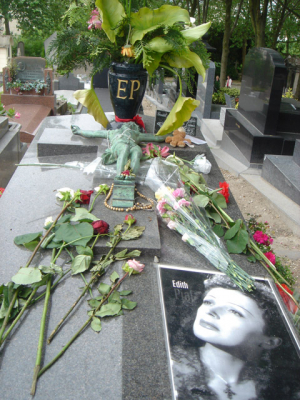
92 220 109 234
124 214 136 226
76 190 94 204
0 188 5 197
276 284 298 314
218 182 230 203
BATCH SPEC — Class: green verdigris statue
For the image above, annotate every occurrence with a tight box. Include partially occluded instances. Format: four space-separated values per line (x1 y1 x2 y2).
71 122 168 175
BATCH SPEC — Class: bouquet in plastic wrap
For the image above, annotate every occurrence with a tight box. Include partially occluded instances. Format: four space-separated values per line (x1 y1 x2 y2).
146 159 255 292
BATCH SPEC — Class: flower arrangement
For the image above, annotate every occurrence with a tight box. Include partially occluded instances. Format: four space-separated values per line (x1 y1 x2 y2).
0 184 146 395
142 142 170 160
48 0 211 135
6 79 48 94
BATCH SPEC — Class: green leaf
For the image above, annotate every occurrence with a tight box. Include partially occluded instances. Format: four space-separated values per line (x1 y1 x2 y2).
164 49 206 79
224 220 242 240
38 264 63 275
96 0 126 43
206 209 221 224
11 267 43 285
226 229 249 254
70 208 99 223
95 302 121 317
71 255 92 275
110 271 119 283
156 94 200 136
88 299 102 309
142 50 163 77
131 5 190 44
108 291 121 303
91 317 102 332
98 282 111 295
181 21 211 45
14 231 43 246
74 82 109 128
247 255 257 263
76 246 94 257
54 222 93 247
114 249 128 259
213 225 224 237
121 226 145 240
212 192 227 209
193 194 210 208
121 298 137 310
119 290 132 296
24 240 41 252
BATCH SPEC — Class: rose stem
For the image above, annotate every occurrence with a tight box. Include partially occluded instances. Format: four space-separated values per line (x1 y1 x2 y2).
0 287 38 347
30 275 52 396
47 236 121 343
38 272 129 378
0 289 19 344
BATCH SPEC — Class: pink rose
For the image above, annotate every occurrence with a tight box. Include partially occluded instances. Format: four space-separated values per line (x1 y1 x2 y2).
15 112 21 118
264 251 276 265
172 188 185 198
127 259 145 273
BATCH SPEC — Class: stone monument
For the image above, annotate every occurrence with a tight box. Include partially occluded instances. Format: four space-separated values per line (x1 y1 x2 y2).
223 48 300 165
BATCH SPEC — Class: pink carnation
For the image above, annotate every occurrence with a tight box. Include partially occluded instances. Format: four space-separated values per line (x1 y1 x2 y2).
157 199 167 215
167 221 177 230
253 230 273 246
178 198 191 207
160 146 170 158
264 251 276 265
172 188 185 198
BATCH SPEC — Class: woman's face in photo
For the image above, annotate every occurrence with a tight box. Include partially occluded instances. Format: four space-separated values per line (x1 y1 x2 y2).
193 288 265 347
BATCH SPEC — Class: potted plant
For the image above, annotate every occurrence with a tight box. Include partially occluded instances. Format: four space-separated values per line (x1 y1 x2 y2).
48 0 211 135
6 79 47 95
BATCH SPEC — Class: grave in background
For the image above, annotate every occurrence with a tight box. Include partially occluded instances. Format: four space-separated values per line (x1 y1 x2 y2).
53 73 84 91
0 116 26 186
223 48 300 166
2 57 56 143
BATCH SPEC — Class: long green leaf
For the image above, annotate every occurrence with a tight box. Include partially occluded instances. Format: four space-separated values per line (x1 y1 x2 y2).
181 22 211 45
156 95 199 136
95 0 125 43
74 81 109 128
131 5 190 44
164 49 206 79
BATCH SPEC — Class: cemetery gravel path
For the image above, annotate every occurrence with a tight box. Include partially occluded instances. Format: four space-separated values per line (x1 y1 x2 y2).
142 98 300 292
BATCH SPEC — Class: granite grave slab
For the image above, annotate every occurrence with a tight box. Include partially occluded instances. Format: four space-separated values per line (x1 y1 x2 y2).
0 114 294 400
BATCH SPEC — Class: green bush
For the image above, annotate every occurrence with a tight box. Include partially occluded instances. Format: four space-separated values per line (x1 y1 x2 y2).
12 36 45 58
212 88 240 105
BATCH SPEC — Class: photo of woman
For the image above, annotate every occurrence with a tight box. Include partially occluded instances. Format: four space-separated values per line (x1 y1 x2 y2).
159 266 300 400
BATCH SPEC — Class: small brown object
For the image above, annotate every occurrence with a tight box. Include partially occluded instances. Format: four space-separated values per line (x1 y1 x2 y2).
165 127 191 148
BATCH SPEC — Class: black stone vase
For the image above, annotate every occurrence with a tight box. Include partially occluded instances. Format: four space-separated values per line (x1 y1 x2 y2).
108 62 148 119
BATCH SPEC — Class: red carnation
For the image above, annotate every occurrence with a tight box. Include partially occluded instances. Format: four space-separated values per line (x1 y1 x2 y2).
121 170 130 176
0 188 5 197
92 220 109 234
76 190 94 204
218 182 230 203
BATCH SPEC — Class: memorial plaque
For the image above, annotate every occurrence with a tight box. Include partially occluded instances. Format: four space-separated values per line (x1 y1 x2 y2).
154 110 197 136
158 265 300 400
15 56 46 82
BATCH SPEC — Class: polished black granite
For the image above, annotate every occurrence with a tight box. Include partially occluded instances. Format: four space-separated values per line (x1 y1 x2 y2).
238 47 287 135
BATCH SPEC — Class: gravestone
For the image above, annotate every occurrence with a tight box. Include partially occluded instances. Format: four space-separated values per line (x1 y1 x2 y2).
53 73 84 90
14 56 46 82
154 110 197 137
223 48 300 165
0 116 26 187
195 61 215 119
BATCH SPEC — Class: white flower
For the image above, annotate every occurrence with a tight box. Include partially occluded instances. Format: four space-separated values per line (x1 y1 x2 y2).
44 216 54 227
182 233 190 243
167 221 177 230
56 187 75 200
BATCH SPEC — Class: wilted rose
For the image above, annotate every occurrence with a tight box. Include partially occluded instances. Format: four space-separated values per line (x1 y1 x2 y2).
127 259 145 273
92 220 109 234
76 189 94 204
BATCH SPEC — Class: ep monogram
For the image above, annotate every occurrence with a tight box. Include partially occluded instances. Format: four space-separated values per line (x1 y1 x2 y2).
116 79 141 99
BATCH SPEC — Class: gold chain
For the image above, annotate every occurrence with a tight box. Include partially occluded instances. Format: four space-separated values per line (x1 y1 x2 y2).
104 183 155 212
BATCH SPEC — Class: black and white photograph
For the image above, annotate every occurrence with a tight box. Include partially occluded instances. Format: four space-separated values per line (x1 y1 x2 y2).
158 265 300 400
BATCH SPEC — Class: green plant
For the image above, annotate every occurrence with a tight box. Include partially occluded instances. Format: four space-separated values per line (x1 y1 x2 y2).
212 87 240 105
49 0 211 135
282 87 294 98
6 79 47 93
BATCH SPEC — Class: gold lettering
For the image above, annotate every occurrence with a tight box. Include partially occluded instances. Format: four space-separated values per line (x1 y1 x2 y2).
117 79 128 99
129 80 140 99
